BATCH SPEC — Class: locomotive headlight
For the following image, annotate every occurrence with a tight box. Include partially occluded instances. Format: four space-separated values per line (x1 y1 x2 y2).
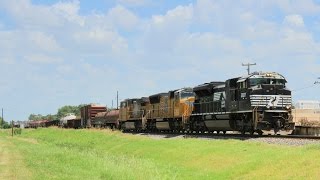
285 105 291 110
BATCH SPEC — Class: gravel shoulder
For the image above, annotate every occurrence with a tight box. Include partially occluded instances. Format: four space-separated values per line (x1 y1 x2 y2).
131 132 320 146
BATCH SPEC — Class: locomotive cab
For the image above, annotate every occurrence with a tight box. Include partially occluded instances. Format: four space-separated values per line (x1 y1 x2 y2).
171 88 195 118
246 72 294 134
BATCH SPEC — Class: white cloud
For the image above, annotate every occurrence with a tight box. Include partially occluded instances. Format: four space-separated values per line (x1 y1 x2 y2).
52 0 84 26
73 28 128 53
0 0 62 28
0 30 16 50
0 55 15 65
107 5 139 30
28 32 62 52
151 4 193 28
24 54 63 64
270 0 320 15
194 0 219 24
284 14 305 27
174 32 244 57
141 4 194 53
116 0 149 7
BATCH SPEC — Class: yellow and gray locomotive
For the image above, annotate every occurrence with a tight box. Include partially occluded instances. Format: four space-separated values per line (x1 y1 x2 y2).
119 88 195 131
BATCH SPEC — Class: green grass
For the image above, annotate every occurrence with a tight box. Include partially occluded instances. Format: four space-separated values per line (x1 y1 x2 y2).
1 128 320 179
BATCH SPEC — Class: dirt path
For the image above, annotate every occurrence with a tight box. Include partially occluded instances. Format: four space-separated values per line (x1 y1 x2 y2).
0 137 32 180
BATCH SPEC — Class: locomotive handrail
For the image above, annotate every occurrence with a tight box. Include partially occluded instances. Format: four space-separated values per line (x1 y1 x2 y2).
142 110 151 129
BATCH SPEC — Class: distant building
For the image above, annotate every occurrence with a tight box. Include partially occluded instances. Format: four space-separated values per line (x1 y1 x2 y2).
60 113 77 126
293 100 320 126
295 100 320 109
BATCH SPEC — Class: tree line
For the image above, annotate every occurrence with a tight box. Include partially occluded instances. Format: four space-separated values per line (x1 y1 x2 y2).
0 117 11 128
28 104 87 121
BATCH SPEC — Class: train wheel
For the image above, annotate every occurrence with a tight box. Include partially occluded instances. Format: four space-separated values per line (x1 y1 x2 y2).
250 130 254 135
257 130 263 136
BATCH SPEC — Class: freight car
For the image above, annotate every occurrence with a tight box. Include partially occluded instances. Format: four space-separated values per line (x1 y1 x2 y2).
66 118 81 129
92 109 119 129
28 120 59 128
80 104 107 127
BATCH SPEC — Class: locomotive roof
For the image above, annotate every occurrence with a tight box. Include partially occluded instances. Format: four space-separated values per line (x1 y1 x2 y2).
149 92 169 98
169 87 193 93
193 81 225 91
123 97 149 103
149 92 169 104
193 81 225 96
237 72 286 82
168 87 193 98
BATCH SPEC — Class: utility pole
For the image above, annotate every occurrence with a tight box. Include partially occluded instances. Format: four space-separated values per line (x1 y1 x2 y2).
117 91 119 110
242 63 256 75
11 120 13 137
1 108 3 128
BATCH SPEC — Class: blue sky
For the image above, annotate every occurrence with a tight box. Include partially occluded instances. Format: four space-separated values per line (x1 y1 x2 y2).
0 0 320 121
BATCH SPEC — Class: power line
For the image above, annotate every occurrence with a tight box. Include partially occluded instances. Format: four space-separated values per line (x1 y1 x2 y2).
292 80 320 92
292 84 317 92
242 63 256 75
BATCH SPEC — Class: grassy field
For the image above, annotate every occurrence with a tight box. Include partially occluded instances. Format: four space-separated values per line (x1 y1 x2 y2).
1 128 320 180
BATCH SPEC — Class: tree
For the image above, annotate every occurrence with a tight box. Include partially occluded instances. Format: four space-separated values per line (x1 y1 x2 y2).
56 104 86 119
2 121 11 129
28 114 44 121
27 104 87 122
0 117 11 129
0 116 3 127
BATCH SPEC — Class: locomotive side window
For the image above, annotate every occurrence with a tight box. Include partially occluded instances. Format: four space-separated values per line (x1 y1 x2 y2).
181 91 194 99
239 81 247 89
121 102 127 108
174 92 180 100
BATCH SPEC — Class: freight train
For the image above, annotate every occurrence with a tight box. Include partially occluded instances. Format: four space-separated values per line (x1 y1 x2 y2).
70 71 295 135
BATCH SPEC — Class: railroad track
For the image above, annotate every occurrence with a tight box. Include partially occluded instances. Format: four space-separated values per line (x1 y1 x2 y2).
125 131 320 140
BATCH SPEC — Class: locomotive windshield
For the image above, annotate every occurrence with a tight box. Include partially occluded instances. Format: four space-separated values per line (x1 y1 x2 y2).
180 91 194 99
249 78 286 87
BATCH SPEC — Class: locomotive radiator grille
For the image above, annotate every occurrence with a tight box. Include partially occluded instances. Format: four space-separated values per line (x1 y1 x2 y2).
250 95 292 107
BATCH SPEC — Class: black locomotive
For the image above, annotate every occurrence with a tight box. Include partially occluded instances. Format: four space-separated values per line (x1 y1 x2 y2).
190 72 294 135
